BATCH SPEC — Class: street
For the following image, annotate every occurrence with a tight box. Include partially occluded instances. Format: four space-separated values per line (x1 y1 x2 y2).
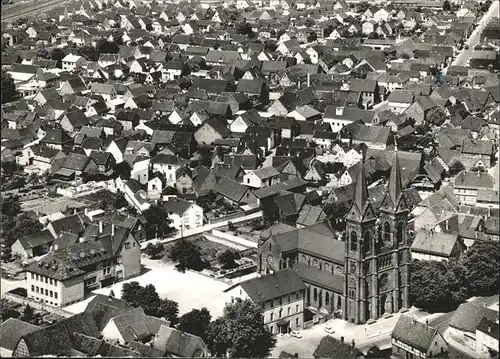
451 1 500 67
271 295 499 357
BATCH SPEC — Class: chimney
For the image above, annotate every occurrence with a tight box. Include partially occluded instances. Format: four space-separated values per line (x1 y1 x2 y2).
99 221 103 233
340 336 344 343
445 220 449 231
488 326 491 333
73 208 77 214
478 170 480 177
352 339 355 347
112 224 115 236
307 73 310 87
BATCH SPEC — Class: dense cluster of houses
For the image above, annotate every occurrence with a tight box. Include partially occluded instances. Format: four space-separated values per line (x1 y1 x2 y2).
1 0 499 357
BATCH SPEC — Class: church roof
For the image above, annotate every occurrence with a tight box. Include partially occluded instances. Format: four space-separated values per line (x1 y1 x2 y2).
346 160 375 222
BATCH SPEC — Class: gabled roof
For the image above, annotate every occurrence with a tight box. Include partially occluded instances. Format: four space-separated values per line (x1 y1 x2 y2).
411 230 459 257
0 318 39 352
450 302 498 333
392 316 443 353
313 336 363 359
153 326 207 357
16 230 54 250
214 176 249 203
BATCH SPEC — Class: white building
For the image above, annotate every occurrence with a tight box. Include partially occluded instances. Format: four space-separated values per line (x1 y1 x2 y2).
61 54 85 72
163 197 203 231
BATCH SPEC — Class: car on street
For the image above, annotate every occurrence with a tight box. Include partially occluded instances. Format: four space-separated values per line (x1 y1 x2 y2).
290 330 302 338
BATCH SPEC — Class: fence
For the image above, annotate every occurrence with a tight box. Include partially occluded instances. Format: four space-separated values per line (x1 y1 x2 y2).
211 229 258 249
5 290 73 318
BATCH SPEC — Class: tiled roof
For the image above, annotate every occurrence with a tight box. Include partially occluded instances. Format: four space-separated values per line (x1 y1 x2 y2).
17 230 54 250
392 315 441 352
0 318 39 351
411 230 459 257
313 336 363 359
154 326 207 357
450 302 498 333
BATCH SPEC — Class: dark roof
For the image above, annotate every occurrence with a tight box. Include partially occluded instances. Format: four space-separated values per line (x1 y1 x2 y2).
476 317 499 340
154 326 207 357
215 176 249 203
229 270 305 303
16 230 54 250
313 336 364 359
449 302 498 333
0 318 39 351
392 316 442 352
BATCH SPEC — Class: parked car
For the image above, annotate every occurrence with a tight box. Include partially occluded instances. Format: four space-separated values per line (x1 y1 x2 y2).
290 330 302 338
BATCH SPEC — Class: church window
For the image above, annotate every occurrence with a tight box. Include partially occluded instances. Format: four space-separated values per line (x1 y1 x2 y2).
325 292 330 305
397 223 404 244
363 232 371 256
313 288 318 301
348 289 355 299
383 222 391 244
350 231 358 251
350 261 357 274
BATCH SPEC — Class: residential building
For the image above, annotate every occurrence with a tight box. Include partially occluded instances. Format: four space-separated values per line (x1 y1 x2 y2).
163 197 203 231
224 270 306 334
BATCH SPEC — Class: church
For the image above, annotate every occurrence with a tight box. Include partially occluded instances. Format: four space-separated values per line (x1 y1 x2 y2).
258 149 411 324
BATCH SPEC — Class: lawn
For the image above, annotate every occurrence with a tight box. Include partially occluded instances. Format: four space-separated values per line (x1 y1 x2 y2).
163 236 235 265
65 258 231 319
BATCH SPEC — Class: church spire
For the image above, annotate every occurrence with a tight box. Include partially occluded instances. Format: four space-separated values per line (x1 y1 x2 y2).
382 140 408 213
353 159 369 215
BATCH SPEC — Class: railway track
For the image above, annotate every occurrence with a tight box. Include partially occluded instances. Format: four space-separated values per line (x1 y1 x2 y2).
1 0 74 22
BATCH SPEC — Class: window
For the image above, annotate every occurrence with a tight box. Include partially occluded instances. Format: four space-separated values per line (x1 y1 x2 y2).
296 318 300 326
31 273 34 280
50 291 53 298
270 326 274 334
31 285 35 292
36 274 39 281
384 222 391 244
325 292 330 305
55 292 58 299
348 289 355 299
397 223 404 244
279 309 282 318
279 297 282 305
288 307 291 316
363 232 371 256
50 278 53 285
168 165 172 170
36 286 39 294
45 277 48 284
313 288 318 301
247 178 250 184
350 231 358 251
296 304 299 312
125 242 131 249
45 289 48 295
296 292 300 300
270 313 274 321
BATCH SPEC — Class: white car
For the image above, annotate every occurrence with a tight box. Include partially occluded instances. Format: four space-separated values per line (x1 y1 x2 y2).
290 330 302 338
324 325 335 334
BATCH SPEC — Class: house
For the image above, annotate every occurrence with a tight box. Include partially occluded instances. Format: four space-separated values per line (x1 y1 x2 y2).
388 91 414 114
60 110 90 134
349 79 379 106
150 154 183 187
411 230 465 261
25 225 141 307
313 336 364 359
242 167 280 188
194 118 230 145
453 170 495 205
101 307 169 345
215 175 258 206
61 54 85 72
11 231 54 259
0 318 39 357
163 197 203 231
41 128 73 150
153 326 210 357
449 302 498 352
90 83 117 102
350 125 391 150
391 315 448 359
404 97 438 125
224 270 306 334
460 139 494 168
323 106 375 133
475 318 499 358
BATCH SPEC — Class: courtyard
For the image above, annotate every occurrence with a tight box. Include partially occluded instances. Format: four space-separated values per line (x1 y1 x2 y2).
65 257 231 318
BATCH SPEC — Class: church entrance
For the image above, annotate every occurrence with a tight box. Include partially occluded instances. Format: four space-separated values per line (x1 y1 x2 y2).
380 294 387 316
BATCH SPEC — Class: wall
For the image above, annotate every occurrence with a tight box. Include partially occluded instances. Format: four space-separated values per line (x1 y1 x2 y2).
410 251 448 262
5 291 73 318
476 329 499 356
211 229 257 248
119 233 142 279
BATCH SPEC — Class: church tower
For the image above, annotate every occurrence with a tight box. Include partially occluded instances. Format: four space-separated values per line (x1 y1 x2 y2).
343 149 410 324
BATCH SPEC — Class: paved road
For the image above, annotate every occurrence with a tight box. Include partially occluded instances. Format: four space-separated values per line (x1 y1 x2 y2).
451 1 500 67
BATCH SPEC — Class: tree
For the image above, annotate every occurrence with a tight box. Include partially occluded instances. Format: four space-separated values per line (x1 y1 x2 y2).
1 70 19 104
448 161 465 177
21 305 34 322
36 46 49 59
50 48 66 68
410 260 467 312
96 39 120 55
168 238 206 272
145 242 164 259
462 241 499 296
218 250 238 269
0 299 20 321
304 18 315 27
235 21 255 38
443 0 451 11
112 191 128 209
121 281 179 323
178 308 212 341
426 106 448 127
77 44 98 61
143 204 174 239
207 298 276 357
1 195 21 218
